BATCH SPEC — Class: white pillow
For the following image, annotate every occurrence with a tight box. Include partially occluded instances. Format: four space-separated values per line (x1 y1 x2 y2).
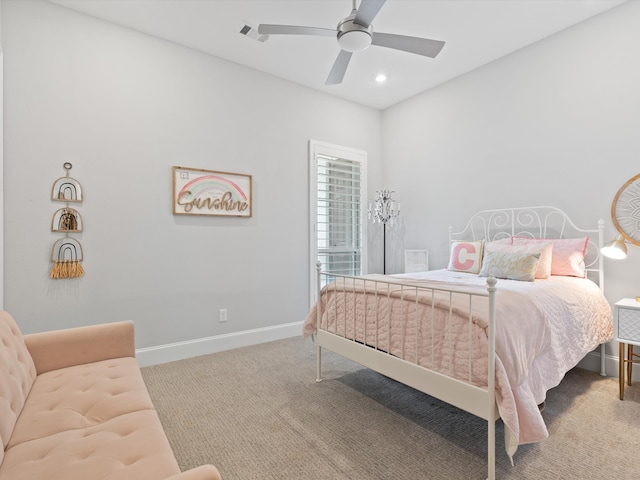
484 241 552 279
479 251 541 282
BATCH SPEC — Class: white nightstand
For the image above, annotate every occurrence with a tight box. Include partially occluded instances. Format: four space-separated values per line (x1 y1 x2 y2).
615 298 640 400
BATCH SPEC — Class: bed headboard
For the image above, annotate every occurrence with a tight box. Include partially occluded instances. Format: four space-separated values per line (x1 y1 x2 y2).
448 206 605 289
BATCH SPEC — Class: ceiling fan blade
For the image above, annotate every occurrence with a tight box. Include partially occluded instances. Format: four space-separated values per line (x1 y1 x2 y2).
257 24 336 37
325 50 353 85
354 0 387 28
371 32 445 58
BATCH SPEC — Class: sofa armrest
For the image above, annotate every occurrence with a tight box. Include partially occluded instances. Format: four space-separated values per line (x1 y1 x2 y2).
24 321 135 374
164 465 222 480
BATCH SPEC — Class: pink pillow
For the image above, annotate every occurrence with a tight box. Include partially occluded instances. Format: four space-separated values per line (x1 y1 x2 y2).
484 241 553 279
512 237 589 277
448 241 483 274
487 237 512 245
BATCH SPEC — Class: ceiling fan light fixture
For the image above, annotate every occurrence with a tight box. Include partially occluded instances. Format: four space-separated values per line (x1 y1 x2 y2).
337 15 373 53
338 29 372 53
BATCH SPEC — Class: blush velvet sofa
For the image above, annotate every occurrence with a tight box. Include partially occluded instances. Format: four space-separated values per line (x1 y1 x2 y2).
0 311 222 480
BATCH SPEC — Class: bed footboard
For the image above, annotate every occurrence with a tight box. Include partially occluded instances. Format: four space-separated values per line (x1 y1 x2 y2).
313 262 499 480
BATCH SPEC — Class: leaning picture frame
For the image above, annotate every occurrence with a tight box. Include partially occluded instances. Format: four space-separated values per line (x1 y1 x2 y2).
172 166 253 217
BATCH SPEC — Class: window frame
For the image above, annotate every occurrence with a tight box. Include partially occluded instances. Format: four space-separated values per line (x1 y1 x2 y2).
308 140 368 308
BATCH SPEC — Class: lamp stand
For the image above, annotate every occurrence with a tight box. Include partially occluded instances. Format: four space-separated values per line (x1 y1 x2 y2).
368 190 400 275
383 222 387 274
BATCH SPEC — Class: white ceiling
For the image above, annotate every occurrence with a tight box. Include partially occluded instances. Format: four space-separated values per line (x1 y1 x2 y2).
48 0 626 110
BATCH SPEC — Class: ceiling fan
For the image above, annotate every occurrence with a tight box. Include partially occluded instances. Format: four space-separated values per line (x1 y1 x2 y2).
257 0 445 86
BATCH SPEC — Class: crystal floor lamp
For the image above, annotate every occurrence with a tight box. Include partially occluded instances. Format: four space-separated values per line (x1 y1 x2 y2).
369 190 400 274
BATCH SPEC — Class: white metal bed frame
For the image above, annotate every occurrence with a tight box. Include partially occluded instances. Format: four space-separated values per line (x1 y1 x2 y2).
313 206 605 480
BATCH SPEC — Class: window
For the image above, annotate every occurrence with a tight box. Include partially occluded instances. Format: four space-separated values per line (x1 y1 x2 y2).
309 140 367 306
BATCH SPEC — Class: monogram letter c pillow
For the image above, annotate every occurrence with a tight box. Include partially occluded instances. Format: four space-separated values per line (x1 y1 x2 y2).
448 241 484 274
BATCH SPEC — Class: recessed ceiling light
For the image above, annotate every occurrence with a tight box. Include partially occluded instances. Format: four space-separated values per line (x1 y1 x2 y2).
375 74 387 83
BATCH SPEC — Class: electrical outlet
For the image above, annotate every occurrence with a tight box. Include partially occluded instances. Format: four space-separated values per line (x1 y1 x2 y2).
219 308 228 322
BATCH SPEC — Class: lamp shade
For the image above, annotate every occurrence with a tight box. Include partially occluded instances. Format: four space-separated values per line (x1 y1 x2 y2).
601 236 628 259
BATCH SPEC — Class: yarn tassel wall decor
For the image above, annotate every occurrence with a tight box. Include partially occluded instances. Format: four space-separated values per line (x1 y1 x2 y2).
49 259 85 279
50 237 84 280
52 207 83 233
50 162 85 279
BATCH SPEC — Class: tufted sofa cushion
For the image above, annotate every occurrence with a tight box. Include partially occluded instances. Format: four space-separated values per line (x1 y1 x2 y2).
2 409 183 480
7 357 155 447
0 312 36 456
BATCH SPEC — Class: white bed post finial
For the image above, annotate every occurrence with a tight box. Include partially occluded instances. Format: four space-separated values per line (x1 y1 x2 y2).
486 275 497 480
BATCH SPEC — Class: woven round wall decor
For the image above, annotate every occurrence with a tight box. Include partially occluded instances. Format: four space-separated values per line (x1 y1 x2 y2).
611 173 640 247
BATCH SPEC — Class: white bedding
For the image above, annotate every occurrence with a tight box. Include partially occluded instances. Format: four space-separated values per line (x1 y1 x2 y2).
305 269 613 460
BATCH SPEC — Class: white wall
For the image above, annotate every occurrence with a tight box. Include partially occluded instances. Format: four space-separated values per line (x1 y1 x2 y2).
383 1 640 294
382 1 640 372
1 0 382 360
4 0 638 369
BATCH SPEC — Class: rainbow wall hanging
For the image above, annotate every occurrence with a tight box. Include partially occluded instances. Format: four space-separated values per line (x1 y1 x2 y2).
172 166 252 217
49 162 85 279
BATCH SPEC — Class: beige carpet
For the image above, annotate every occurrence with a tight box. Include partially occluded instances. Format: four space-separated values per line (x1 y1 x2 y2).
141 337 640 479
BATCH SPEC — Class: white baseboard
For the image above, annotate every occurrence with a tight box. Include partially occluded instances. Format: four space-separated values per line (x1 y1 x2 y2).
136 321 303 367
139 333 640 382
577 348 640 381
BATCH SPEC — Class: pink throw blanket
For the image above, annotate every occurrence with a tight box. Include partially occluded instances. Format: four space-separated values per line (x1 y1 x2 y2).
304 270 613 460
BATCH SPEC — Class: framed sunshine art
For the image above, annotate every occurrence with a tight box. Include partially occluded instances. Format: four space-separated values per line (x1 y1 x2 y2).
172 166 252 217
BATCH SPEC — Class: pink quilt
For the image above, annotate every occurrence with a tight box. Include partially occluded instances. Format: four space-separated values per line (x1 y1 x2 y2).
303 269 613 460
